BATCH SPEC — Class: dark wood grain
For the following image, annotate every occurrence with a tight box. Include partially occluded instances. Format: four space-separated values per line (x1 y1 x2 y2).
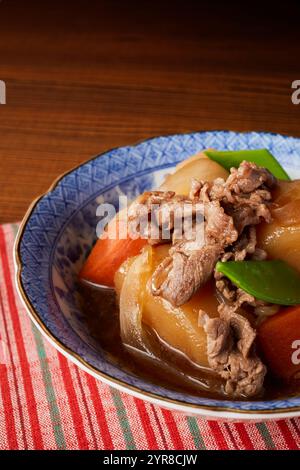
0 0 300 223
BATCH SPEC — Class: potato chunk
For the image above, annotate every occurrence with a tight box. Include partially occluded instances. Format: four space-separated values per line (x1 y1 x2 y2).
115 244 219 368
159 151 229 195
257 180 300 272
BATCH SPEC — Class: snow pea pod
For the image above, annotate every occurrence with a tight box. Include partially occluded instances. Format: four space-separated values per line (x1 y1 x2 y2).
204 149 290 180
216 260 300 305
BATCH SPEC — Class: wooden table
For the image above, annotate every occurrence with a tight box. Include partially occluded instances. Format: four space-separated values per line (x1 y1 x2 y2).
0 0 299 224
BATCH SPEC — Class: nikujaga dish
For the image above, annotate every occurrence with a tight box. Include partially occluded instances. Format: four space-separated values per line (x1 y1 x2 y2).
79 148 300 400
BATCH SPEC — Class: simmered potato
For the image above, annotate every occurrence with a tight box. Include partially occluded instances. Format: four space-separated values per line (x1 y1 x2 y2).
159 151 229 195
115 244 219 368
115 248 151 351
257 180 300 272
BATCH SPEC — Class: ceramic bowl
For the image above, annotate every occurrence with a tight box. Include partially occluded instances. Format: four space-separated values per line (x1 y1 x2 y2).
14 130 300 421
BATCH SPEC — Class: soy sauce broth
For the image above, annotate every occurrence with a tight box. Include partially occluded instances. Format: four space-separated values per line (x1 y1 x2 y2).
79 283 300 401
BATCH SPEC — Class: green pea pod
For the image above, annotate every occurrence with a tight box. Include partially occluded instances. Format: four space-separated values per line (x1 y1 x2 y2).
216 260 300 305
204 149 290 180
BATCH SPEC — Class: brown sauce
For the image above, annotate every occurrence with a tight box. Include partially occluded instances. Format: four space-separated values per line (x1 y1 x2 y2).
79 283 300 401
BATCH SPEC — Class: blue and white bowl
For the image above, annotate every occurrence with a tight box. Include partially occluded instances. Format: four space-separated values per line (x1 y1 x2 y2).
14 131 300 421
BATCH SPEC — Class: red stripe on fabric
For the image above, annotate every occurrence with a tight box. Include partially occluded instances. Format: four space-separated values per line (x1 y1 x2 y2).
290 419 300 439
161 409 185 450
234 423 254 450
208 421 229 450
134 398 159 450
0 365 18 449
150 405 169 449
74 368 98 448
0 227 43 449
277 420 299 450
0 289 28 449
224 423 238 449
57 354 90 449
85 375 114 449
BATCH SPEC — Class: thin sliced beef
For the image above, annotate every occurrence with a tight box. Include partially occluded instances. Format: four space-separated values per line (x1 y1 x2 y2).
224 194 272 234
151 201 238 305
191 161 275 233
190 160 275 200
225 161 276 194
128 190 204 245
152 244 222 306
200 306 266 397
205 201 238 245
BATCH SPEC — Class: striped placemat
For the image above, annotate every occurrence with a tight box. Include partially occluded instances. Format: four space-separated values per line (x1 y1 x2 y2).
0 223 299 450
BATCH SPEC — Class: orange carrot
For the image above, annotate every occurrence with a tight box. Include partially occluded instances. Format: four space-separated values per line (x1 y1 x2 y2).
257 306 300 380
79 215 147 287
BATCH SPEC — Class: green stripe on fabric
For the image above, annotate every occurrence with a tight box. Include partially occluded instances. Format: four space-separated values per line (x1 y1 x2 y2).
186 416 206 450
255 423 276 450
31 323 67 449
110 388 137 450
12 223 66 449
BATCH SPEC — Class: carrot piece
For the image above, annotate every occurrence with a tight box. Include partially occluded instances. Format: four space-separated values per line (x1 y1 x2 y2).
257 306 300 380
79 215 147 287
